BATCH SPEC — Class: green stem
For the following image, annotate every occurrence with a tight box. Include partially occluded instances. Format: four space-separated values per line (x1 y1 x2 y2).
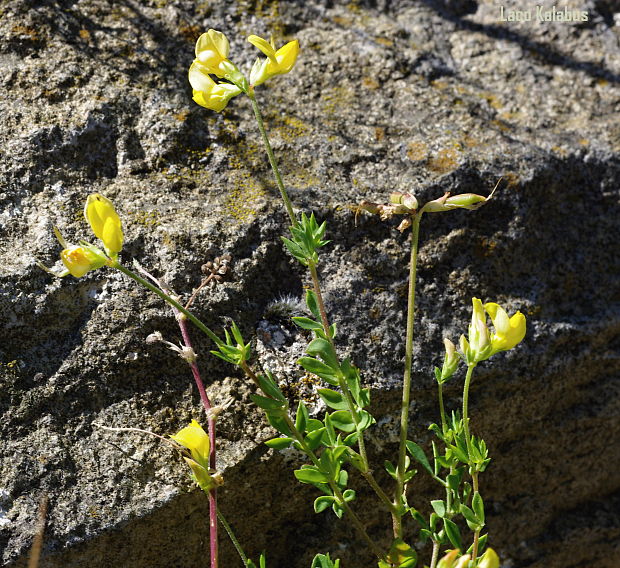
394 213 422 538
430 540 440 568
248 89 296 225
113 263 221 345
438 382 447 433
462 364 476 460
471 474 481 566
280 414 385 561
309 261 370 473
216 506 249 566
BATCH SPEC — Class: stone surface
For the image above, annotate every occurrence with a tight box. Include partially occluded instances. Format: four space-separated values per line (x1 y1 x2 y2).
1 0 619 567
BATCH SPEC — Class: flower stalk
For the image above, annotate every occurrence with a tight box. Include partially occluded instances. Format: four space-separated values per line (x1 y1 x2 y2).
394 212 422 538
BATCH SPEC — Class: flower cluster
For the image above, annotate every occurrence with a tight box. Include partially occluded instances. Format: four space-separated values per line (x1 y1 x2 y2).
459 298 526 365
188 29 299 112
39 194 123 278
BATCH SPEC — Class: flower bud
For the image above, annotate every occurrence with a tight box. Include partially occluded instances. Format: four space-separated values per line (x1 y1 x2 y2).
478 548 500 568
440 337 460 382
84 193 123 256
467 297 492 363
437 549 459 568
453 554 471 568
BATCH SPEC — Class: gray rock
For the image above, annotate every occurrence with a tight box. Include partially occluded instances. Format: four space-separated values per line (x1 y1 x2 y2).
1 0 619 567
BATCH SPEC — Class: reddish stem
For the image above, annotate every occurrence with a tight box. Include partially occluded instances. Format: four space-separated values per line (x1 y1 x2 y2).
176 314 218 568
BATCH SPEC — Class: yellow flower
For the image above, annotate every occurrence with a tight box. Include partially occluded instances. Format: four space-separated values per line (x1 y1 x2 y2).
478 548 500 568
484 302 526 355
84 194 123 256
60 245 107 277
248 34 299 86
37 226 107 278
194 29 231 76
188 63 242 112
191 29 247 92
171 419 210 470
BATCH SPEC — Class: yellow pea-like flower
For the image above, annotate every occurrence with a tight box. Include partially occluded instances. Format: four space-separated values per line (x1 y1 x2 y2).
171 419 211 470
484 301 526 355
37 226 107 278
84 194 123 255
194 29 231 76
189 63 242 112
248 34 300 86
60 245 107 278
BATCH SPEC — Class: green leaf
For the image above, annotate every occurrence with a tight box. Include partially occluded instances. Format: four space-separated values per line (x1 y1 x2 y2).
306 338 340 370
357 409 375 431
305 428 326 451
472 492 485 523
384 460 397 479
294 466 329 484
305 290 321 319
292 317 324 331
318 389 348 410
281 236 309 265
329 411 356 433
447 470 463 492
336 469 348 490
410 509 429 530
342 489 356 502
460 504 483 531
406 441 434 476
257 373 286 402
298 357 339 385
295 401 309 432
323 412 336 445
385 538 417 568
443 517 462 551
431 500 446 518
250 394 286 412
265 413 292 436
306 418 324 432
311 553 340 568
329 323 337 338
264 437 294 450
314 496 335 513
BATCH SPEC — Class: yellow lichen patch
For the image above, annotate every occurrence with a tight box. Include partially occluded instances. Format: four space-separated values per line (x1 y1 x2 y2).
490 119 512 132
481 92 503 110
179 23 201 43
478 237 497 257
321 85 356 118
374 36 393 47
374 127 386 142
502 172 520 188
173 109 190 122
427 148 459 174
407 141 429 162
224 172 265 222
131 209 161 228
527 305 542 317
578 138 589 146
78 29 91 41
363 76 380 90
271 114 310 144
430 80 449 90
